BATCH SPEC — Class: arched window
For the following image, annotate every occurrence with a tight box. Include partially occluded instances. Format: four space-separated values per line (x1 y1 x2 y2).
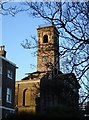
43 35 48 43
23 89 30 106
23 89 27 106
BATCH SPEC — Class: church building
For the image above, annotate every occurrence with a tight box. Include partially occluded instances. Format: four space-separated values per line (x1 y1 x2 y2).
15 25 80 113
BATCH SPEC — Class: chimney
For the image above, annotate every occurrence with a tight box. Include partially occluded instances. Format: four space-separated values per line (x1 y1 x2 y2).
0 45 6 57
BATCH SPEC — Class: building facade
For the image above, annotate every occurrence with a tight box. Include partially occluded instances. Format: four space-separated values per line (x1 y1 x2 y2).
0 46 17 119
15 72 41 113
15 25 80 114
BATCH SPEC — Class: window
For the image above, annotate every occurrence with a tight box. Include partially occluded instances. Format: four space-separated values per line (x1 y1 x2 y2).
6 88 12 103
42 56 48 62
0 66 2 74
7 69 12 79
43 35 48 43
0 87 1 100
23 89 27 106
23 89 32 106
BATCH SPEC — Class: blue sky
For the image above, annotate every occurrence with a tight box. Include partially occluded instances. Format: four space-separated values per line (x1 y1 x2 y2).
1 2 45 80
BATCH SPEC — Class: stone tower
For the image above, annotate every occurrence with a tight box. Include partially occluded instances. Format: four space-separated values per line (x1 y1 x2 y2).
37 25 59 74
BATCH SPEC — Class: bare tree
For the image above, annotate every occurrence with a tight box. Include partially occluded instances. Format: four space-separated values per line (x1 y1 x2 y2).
20 2 89 105
1 1 89 105
0 1 28 16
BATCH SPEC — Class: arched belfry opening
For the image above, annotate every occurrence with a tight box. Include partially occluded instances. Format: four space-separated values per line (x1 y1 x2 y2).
43 35 48 43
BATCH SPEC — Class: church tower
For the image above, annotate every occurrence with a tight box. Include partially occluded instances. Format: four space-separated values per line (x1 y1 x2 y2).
37 25 59 74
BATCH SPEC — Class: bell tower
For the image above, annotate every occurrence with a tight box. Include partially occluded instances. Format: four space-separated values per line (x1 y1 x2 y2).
37 25 59 74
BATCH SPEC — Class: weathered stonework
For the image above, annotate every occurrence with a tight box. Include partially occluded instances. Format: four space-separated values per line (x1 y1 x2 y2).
37 25 59 72
15 72 44 113
15 80 40 112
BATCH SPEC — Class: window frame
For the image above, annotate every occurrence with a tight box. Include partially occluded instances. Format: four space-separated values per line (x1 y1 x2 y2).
6 88 12 103
0 87 2 100
0 66 2 74
7 69 13 79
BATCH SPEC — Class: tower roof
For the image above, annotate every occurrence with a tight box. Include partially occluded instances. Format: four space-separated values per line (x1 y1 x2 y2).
37 23 59 34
